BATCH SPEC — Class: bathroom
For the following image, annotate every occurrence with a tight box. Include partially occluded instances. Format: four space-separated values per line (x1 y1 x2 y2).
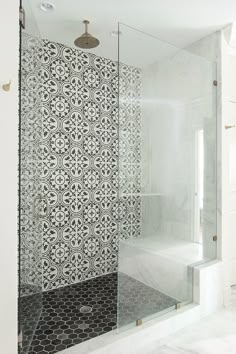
1 1 236 354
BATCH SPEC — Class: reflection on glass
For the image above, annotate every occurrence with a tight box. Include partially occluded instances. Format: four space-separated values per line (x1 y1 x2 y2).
194 129 204 245
19 0 43 352
117 23 217 331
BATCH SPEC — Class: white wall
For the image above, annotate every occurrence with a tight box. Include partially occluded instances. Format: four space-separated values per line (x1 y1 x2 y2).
220 26 236 303
0 2 19 354
227 53 236 286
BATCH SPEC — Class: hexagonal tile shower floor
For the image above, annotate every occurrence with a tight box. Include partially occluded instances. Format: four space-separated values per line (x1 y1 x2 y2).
20 273 178 354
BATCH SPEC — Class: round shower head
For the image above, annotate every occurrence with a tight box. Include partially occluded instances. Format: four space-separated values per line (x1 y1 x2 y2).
74 20 100 49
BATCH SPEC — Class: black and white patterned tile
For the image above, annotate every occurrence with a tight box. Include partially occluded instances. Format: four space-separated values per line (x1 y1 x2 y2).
21 34 142 292
20 33 44 296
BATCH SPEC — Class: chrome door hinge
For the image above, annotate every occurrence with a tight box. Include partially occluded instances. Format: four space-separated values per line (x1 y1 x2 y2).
19 7 25 29
213 80 218 86
213 235 217 241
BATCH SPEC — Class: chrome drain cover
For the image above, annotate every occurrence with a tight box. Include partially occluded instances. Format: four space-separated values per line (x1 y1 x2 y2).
79 305 92 314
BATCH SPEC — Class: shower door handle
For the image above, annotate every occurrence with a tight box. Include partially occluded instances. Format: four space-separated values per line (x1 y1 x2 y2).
33 195 49 219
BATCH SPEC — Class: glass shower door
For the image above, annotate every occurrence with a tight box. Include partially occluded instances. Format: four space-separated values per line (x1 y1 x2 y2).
117 23 217 330
19 1 43 352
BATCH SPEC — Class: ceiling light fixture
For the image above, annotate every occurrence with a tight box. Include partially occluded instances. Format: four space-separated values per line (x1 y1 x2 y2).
40 2 55 12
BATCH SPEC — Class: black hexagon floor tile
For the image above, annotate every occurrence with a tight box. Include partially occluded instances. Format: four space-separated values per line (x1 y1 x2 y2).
20 273 178 354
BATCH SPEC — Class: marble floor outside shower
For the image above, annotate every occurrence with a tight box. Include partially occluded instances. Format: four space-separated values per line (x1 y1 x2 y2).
134 286 236 354
20 273 178 354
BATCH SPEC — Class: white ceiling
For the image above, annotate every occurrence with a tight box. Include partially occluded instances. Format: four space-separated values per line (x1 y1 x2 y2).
28 0 236 64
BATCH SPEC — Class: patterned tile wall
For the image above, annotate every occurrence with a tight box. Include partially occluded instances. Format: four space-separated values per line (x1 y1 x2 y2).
20 33 43 296
21 34 141 291
118 66 142 240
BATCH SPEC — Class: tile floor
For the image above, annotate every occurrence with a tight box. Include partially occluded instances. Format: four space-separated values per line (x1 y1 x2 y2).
20 272 178 354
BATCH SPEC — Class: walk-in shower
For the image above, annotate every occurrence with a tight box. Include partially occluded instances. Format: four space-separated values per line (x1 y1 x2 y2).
19 1 217 353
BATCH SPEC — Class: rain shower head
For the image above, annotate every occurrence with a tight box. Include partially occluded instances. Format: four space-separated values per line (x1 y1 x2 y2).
74 20 100 49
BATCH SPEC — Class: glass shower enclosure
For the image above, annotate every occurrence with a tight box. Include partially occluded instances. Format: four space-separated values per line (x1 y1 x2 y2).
117 23 217 329
18 9 218 351
19 0 43 352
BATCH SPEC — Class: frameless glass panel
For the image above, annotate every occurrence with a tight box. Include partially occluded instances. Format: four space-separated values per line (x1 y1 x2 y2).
19 1 43 352
117 23 217 330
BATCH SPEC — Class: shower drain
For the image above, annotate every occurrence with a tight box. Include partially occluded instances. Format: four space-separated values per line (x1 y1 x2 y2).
79 305 93 314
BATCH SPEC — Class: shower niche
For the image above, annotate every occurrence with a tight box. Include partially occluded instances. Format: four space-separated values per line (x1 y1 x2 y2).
19 2 217 354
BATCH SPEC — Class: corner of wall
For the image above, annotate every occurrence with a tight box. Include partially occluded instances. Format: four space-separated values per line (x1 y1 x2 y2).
0 2 19 354
193 260 224 315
